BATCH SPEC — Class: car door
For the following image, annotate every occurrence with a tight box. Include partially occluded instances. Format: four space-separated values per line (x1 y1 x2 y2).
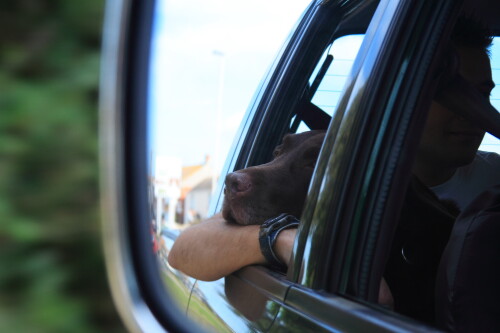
187 0 463 331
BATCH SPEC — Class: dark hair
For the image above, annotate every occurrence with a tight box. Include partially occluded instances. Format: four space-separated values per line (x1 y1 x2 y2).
451 16 493 55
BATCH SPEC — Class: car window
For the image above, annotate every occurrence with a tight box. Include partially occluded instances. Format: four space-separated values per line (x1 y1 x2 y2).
373 31 500 329
479 36 500 154
310 35 364 115
294 34 364 133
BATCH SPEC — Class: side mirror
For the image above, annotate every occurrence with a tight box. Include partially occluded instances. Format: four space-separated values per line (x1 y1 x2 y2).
99 0 203 331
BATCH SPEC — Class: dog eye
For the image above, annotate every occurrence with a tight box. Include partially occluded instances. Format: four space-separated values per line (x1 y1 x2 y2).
273 146 283 158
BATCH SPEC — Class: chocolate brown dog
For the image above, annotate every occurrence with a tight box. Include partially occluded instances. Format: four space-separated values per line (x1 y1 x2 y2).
222 130 326 225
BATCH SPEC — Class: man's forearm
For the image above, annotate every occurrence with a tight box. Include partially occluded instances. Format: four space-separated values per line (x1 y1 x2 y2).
168 214 394 307
167 214 265 281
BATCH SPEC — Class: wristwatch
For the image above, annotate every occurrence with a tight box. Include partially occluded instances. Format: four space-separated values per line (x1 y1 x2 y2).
259 214 300 271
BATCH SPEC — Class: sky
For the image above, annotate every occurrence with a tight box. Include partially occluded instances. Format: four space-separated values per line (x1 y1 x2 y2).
149 0 500 179
149 0 312 175
481 41 500 153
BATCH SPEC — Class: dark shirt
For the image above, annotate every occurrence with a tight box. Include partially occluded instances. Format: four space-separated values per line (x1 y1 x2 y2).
384 177 459 325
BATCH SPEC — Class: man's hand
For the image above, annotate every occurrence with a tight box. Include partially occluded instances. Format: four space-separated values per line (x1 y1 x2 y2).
273 228 297 265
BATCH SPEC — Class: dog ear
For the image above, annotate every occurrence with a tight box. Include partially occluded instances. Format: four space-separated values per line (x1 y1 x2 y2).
301 150 320 169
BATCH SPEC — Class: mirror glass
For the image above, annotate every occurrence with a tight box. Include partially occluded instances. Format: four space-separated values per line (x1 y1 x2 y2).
146 0 311 308
143 0 500 326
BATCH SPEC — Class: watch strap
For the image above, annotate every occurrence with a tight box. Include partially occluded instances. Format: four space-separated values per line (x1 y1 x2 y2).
259 214 300 271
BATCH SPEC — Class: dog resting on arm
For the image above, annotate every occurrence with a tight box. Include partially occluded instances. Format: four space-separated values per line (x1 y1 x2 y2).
222 130 326 226
168 130 326 281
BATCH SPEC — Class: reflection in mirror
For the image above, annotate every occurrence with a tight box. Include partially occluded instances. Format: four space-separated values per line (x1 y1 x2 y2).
146 0 311 315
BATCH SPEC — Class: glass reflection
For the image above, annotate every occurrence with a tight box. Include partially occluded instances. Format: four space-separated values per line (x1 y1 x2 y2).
146 0 311 321
148 0 309 231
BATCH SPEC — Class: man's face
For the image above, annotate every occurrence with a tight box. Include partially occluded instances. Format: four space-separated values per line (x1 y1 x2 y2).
418 46 495 170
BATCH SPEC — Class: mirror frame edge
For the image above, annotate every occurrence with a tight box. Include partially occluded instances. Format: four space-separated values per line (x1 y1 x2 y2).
99 0 203 332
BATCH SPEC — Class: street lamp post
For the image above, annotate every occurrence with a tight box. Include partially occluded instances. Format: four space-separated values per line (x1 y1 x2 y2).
212 50 225 194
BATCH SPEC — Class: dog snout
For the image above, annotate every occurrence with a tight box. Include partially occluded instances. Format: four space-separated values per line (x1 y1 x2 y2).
225 172 252 195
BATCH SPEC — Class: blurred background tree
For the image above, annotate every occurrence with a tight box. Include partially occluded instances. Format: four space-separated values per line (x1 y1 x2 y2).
0 1 125 332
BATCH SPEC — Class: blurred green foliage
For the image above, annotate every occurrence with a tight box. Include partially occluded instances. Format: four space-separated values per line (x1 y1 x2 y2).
0 1 125 332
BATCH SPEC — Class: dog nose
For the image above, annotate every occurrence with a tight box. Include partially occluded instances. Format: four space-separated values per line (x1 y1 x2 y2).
225 172 252 194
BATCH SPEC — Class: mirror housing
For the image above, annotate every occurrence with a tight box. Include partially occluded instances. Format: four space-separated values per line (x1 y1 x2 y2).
99 0 204 331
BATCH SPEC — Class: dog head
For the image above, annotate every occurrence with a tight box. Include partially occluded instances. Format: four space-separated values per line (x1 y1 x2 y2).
222 130 326 225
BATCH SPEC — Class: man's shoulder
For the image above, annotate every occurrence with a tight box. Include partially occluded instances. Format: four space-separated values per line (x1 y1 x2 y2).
476 150 500 162
440 150 500 210
476 150 500 165
466 151 500 185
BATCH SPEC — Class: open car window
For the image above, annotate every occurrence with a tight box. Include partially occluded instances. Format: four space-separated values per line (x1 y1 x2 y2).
310 35 364 116
294 34 365 133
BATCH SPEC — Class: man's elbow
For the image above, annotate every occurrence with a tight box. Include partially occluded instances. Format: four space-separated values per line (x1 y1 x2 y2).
166 249 180 270
167 241 186 271
167 244 221 281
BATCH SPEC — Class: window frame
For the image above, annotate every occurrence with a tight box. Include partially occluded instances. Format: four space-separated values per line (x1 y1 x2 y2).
339 0 461 303
285 0 462 321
